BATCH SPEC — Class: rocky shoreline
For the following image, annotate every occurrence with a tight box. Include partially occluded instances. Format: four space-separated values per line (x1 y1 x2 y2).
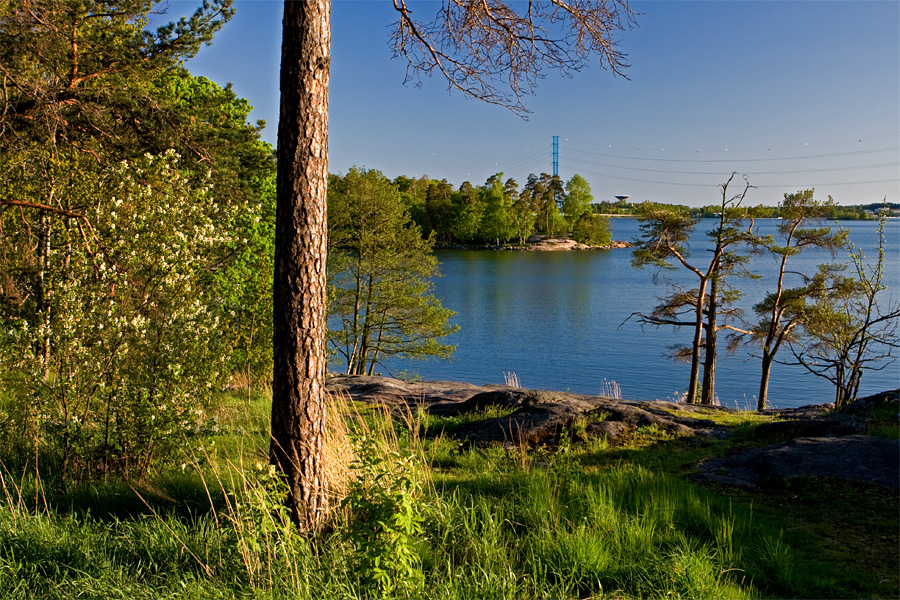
435 235 633 252
327 375 900 490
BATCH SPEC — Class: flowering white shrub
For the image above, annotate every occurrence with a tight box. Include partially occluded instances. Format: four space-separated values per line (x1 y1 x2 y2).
1 151 232 481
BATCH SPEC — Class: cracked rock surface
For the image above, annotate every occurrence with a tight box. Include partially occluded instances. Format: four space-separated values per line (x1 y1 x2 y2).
327 375 732 445
328 376 900 489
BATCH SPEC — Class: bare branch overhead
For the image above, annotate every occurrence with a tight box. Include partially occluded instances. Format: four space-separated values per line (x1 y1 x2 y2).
391 0 636 117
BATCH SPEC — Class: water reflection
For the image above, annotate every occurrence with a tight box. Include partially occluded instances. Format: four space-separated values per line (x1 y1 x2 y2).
380 219 899 408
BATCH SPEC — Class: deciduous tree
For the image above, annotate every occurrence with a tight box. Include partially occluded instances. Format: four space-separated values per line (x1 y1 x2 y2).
562 174 593 230
328 168 457 375
479 173 514 245
0 1 278 482
450 181 483 243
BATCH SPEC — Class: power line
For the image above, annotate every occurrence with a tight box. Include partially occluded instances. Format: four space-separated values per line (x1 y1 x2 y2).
565 145 898 164
570 165 899 189
567 134 899 155
566 155 900 177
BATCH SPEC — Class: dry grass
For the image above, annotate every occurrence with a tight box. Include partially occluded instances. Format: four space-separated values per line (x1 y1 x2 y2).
504 371 521 387
599 378 622 400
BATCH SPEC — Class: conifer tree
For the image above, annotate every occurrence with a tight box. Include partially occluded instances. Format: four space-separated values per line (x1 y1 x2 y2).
631 174 754 405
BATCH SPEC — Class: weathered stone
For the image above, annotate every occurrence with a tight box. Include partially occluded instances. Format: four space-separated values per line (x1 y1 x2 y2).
840 389 899 415
696 435 900 490
327 375 733 446
761 403 834 419
328 375 898 491
326 375 501 406
453 402 585 446
437 388 602 416
584 420 629 441
754 416 867 440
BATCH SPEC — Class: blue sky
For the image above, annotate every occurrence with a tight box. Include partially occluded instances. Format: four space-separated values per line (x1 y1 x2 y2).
167 0 899 206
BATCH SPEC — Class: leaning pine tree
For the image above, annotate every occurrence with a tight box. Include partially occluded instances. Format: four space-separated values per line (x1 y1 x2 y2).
730 190 848 410
631 174 755 405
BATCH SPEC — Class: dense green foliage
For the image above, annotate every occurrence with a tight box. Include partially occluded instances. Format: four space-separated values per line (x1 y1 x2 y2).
572 213 613 246
381 171 610 247
327 168 458 375
0 0 278 482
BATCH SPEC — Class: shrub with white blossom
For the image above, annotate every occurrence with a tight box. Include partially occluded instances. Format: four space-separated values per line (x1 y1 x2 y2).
1 151 230 483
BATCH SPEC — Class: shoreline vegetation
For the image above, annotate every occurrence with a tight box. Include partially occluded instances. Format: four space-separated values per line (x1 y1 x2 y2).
593 201 900 221
436 233 633 251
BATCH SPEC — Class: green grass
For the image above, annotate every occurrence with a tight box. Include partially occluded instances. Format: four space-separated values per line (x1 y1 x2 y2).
861 403 900 438
0 391 897 599
424 405 520 438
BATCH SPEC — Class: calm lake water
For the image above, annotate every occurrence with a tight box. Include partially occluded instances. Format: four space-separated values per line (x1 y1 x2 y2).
380 218 900 409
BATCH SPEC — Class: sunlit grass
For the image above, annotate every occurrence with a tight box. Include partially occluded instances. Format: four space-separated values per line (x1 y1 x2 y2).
0 389 896 599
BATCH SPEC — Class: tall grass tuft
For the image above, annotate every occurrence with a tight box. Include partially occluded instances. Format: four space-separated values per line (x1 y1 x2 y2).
599 378 622 399
503 371 521 387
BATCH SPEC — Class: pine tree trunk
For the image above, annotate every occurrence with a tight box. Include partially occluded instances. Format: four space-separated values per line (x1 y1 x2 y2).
758 351 772 411
687 278 708 404
271 0 331 533
701 275 718 405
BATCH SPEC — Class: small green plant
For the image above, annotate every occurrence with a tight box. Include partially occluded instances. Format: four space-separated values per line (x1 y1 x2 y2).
394 370 424 383
341 434 425 598
548 429 581 503
862 403 900 438
229 462 295 581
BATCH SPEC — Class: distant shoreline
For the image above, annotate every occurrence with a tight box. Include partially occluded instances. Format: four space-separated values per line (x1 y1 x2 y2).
435 236 633 251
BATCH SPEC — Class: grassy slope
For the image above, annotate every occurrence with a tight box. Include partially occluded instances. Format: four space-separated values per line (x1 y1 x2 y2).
0 391 897 599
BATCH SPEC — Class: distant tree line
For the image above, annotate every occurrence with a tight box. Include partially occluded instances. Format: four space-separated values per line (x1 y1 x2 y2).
596 199 899 220
347 171 612 247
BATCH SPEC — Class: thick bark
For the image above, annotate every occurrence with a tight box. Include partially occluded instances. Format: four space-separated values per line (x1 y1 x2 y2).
270 0 331 533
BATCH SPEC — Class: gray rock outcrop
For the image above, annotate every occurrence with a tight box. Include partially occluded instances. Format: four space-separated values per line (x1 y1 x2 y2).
696 435 900 490
326 375 731 446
